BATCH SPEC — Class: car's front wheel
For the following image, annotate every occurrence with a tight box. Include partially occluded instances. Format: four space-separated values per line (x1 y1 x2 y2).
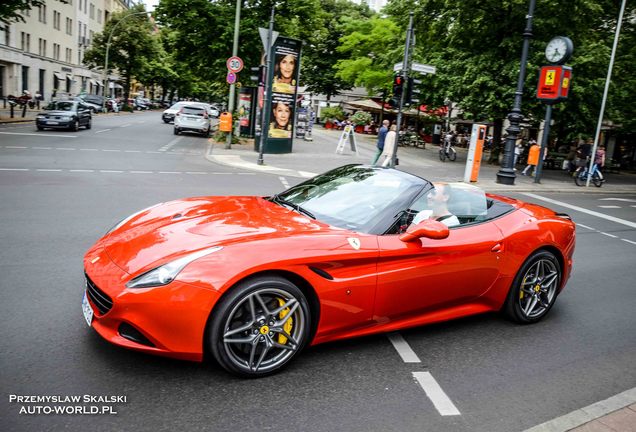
71 119 79 132
209 275 312 378
85 118 92 129
173 127 180 135
504 250 561 324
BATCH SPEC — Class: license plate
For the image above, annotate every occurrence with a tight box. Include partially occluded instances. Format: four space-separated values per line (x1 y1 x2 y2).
47 121 59 125
82 291 94 327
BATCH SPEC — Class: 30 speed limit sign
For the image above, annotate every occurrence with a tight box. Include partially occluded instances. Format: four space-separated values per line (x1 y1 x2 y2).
226 56 244 73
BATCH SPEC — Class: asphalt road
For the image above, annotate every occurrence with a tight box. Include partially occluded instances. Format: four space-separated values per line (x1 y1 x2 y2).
1 112 635 432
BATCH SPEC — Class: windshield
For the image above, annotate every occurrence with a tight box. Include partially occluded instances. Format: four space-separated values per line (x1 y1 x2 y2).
45 101 74 111
182 106 206 116
274 165 426 233
168 102 188 110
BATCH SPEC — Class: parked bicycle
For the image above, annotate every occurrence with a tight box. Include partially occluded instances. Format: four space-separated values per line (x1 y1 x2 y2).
573 163 604 187
439 139 457 162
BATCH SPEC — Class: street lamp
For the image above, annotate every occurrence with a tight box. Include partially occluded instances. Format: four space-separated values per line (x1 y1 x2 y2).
444 98 452 132
102 11 151 112
496 0 536 185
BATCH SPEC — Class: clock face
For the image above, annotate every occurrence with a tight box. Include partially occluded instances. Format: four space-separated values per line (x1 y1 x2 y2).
545 37 572 64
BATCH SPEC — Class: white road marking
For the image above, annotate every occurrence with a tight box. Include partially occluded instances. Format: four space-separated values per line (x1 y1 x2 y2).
36 169 62 172
95 129 111 134
0 168 29 171
56 147 76 151
5 146 27 149
387 332 421 363
80 148 99 151
0 132 77 138
622 239 636 246
100 170 124 173
159 137 183 152
599 198 636 202
124 150 142 153
119 124 131 128
32 147 52 150
69 169 94 172
598 205 621 209
279 176 290 189
186 171 207 175
576 223 594 230
158 171 181 174
600 232 618 238
522 193 636 229
102 149 120 152
412 372 461 416
130 171 153 174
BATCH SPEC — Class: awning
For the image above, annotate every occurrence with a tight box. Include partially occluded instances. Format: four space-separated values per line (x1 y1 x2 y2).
89 79 98 86
53 72 65 80
109 82 123 89
66 74 76 83
342 99 385 113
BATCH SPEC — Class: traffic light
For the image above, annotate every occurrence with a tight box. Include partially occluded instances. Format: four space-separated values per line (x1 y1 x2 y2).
392 73 404 99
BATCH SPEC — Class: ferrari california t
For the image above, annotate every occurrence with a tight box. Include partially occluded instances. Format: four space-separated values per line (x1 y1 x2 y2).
83 165 575 377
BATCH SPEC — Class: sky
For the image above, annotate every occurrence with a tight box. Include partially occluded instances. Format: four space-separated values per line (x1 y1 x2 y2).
143 0 159 12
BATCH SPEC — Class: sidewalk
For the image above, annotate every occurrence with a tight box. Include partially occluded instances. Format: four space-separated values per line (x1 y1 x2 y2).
0 107 39 123
206 126 636 194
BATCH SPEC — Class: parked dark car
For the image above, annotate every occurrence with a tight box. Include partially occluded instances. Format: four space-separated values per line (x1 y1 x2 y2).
36 100 92 131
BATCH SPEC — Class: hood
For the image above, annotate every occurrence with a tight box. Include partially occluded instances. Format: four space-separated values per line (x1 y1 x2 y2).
41 110 75 117
102 196 329 276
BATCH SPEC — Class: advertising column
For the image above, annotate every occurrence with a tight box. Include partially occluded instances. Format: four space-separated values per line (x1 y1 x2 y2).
264 37 302 153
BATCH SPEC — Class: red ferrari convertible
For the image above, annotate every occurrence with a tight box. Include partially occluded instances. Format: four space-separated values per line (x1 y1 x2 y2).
83 165 575 377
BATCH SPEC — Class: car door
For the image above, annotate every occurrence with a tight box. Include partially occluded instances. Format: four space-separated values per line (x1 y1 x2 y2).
374 222 504 322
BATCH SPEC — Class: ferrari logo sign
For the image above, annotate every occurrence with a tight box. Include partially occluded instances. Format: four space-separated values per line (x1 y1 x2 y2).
347 238 361 250
537 65 572 104
545 70 556 86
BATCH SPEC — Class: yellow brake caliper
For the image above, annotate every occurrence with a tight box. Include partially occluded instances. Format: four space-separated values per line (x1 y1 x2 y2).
277 298 293 345
520 276 527 299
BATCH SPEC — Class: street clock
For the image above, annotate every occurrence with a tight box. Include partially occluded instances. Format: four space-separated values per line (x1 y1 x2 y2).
545 36 574 65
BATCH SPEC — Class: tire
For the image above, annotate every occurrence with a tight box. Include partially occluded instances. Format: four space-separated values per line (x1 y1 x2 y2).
163 119 170 124
85 118 92 130
593 173 602 187
36 126 44 131
71 119 79 132
439 148 446 162
209 275 312 378
448 147 457 161
574 170 585 186
173 127 180 135
504 250 561 324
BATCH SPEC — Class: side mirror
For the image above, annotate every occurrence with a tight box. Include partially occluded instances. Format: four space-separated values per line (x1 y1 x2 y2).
399 219 450 242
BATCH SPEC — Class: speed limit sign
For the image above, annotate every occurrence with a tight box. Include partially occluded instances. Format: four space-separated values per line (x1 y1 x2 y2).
226 56 244 73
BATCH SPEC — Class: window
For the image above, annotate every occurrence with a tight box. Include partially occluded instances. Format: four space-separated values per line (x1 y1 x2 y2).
66 18 72 35
89 4 94 20
39 69 45 95
53 11 61 30
53 43 60 60
23 9 31 17
38 38 47 57
38 5 47 23
22 66 29 92
26 34 30 52
97 9 102 24
66 48 72 63
1 25 9 46
21 32 25 50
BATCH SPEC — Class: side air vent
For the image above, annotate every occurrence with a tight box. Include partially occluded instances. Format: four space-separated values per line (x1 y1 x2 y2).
309 266 334 280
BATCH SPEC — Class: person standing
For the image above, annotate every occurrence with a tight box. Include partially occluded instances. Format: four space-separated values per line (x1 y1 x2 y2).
514 138 524 169
522 141 541 176
372 119 390 165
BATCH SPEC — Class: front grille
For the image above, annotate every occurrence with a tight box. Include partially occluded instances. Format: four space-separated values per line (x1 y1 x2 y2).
85 273 113 315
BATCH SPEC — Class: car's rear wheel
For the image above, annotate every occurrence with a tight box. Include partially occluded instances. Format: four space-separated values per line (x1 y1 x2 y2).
85 118 92 129
36 126 44 131
71 119 79 132
173 127 180 135
504 250 561 324
209 275 311 378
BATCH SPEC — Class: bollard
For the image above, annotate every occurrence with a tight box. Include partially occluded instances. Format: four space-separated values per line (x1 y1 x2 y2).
22 104 27 117
10 104 15 118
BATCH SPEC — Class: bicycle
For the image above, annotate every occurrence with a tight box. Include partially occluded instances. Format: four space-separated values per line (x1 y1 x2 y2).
573 163 604 187
439 140 457 162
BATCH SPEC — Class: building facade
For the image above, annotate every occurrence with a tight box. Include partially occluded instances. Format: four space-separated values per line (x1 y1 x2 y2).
0 0 135 102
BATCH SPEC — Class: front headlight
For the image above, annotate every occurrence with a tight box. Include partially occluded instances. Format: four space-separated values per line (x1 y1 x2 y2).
60 116 71 121
126 246 223 289
36 115 46 119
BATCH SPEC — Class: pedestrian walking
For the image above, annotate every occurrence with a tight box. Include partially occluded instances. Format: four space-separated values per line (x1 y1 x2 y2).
595 144 606 173
521 142 541 176
372 119 390 165
379 125 397 167
514 138 524 169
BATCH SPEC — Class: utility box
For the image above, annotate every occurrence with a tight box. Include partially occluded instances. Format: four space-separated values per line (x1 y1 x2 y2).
464 124 487 183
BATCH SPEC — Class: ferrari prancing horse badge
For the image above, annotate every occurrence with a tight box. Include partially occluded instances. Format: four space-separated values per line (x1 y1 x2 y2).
347 238 361 250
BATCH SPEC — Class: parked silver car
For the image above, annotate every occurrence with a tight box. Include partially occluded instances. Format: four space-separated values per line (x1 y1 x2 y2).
174 104 212 136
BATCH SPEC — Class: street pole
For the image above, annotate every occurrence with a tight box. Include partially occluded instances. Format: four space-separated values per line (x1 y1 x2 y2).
257 7 275 166
496 0 536 185
225 0 242 149
102 11 149 113
390 11 414 168
534 104 552 183
586 0 626 187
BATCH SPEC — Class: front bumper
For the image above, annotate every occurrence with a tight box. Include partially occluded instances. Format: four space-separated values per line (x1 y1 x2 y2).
83 248 221 361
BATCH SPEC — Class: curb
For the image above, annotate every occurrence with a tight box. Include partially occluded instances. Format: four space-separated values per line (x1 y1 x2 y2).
523 387 636 432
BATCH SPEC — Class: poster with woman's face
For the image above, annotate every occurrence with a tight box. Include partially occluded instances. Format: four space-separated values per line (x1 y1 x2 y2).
272 53 297 94
268 94 294 139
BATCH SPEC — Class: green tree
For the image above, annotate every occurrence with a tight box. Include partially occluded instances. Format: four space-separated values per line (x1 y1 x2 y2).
1 0 47 25
82 5 160 105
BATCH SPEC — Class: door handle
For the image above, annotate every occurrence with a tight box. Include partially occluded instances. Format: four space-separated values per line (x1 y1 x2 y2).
491 243 503 252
